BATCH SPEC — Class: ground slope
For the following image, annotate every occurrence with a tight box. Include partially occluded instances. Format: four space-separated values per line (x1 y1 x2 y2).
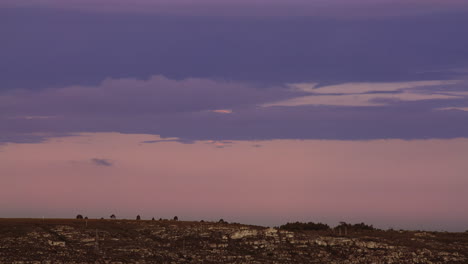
0 219 467 263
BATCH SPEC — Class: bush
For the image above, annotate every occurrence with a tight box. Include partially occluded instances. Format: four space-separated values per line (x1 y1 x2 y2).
136 215 141 220
76 214 84 219
110 214 116 219
336 222 375 231
280 222 330 231
173 216 178 221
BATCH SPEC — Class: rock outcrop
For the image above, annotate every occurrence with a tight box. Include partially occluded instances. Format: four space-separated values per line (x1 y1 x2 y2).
0 219 467 263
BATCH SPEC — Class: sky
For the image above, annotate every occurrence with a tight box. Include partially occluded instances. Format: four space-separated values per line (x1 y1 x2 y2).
1 0 468 231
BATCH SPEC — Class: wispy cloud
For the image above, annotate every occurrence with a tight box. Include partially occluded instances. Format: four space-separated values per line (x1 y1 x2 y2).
264 80 466 107
288 80 460 94
205 140 234 148
264 93 460 107
436 107 468 112
91 158 113 167
142 138 195 144
7 115 59 120
211 109 233 114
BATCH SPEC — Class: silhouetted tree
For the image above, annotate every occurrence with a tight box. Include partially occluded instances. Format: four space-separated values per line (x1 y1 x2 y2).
280 221 330 231
76 214 84 219
110 214 116 219
173 216 178 221
336 221 375 231
219 219 228 224
136 215 141 220
152 217 155 221
84 216 88 220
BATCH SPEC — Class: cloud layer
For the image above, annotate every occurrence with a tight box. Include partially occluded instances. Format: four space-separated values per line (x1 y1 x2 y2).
2 8 468 91
1 75 467 144
1 5 468 143
2 0 468 17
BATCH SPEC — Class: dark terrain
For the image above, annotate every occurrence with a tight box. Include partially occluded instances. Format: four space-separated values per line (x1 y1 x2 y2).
0 218 467 263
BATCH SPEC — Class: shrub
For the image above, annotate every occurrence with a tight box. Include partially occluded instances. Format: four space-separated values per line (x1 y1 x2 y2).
336 222 375 231
136 215 141 220
279 221 330 231
76 214 84 219
173 216 178 221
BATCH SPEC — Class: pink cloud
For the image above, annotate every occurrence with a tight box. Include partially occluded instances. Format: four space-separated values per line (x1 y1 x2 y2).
211 109 233 114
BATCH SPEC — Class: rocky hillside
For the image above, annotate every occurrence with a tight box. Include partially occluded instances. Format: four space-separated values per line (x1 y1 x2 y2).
0 218 467 263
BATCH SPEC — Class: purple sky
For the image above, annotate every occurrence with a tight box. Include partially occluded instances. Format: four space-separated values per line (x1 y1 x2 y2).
2 0 468 16
1 1 468 231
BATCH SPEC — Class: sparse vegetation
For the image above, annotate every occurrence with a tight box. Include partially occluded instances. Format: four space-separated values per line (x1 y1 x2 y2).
0 218 466 263
336 222 376 231
280 221 330 231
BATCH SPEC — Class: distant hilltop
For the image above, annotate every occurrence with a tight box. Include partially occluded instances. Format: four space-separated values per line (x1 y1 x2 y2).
0 218 467 263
